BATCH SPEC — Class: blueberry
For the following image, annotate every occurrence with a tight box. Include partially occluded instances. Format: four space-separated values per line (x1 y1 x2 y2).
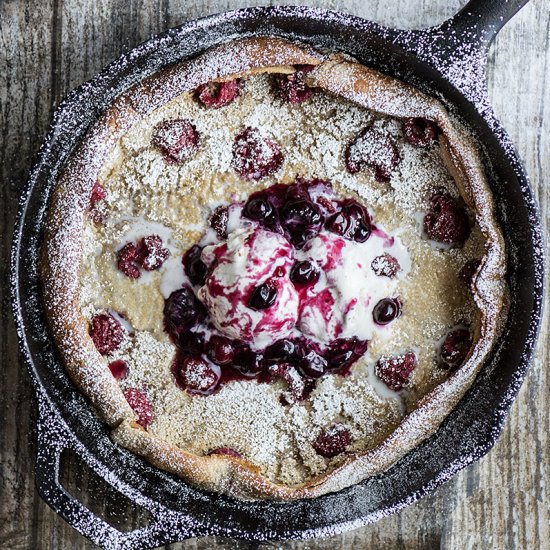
183 245 208 286
280 199 322 226
299 350 327 378
233 346 264 376
324 337 368 370
290 260 319 286
352 219 371 242
243 196 274 221
207 335 235 365
373 297 402 325
176 331 205 357
264 339 297 364
248 282 277 310
325 199 371 243
164 286 206 336
325 211 350 237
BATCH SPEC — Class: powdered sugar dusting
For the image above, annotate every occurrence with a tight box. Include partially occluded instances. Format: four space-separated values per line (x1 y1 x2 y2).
40 34 509 502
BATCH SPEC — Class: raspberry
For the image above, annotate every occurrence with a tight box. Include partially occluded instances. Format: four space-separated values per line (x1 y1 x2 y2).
375 351 416 391
423 192 470 245
90 313 125 355
402 117 440 147
207 447 242 458
123 388 153 429
116 242 144 279
459 258 481 286
140 235 169 271
345 127 399 182
90 181 106 206
108 359 128 380
440 328 472 370
371 253 400 278
117 236 168 278
209 205 229 240
179 357 220 395
232 127 283 180
89 181 106 223
279 366 315 403
152 119 199 163
313 424 351 458
195 79 240 109
276 64 315 104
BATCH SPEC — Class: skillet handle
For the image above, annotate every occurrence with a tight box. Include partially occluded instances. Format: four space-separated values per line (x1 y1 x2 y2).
444 0 532 47
35 394 205 549
391 0 531 106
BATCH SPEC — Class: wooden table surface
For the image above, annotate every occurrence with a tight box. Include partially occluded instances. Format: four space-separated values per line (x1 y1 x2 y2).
1 1 548 548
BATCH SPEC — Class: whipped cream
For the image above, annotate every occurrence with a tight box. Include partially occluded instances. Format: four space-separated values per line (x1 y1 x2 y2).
198 226 299 349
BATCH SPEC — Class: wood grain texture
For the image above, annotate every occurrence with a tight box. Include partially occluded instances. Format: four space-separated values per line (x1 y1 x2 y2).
0 0 548 548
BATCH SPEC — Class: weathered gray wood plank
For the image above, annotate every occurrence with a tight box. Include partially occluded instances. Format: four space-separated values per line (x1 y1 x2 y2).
0 2 55 549
0 0 548 548
442 1 550 547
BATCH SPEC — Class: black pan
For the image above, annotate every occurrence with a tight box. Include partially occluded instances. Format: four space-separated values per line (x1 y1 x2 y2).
10 1 545 548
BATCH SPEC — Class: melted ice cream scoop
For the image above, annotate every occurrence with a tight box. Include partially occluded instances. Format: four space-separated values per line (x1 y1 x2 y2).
198 226 299 349
297 230 410 343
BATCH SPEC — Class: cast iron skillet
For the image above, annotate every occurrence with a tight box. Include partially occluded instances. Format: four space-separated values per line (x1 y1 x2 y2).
10 1 545 548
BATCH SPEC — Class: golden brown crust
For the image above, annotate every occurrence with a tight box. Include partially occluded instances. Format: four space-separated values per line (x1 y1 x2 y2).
41 37 507 500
